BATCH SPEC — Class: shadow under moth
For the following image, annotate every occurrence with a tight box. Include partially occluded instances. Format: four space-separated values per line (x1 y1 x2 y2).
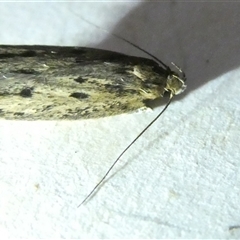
0 45 186 120
0 44 186 206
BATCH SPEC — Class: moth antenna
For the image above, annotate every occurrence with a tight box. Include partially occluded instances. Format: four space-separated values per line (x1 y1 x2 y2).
78 16 170 71
78 95 173 207
171 62 186 81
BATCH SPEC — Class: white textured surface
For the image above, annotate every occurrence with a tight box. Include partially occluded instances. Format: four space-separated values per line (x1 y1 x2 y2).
0 2 240 239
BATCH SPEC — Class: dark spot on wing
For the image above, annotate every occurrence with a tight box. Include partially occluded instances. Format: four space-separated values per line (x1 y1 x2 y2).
114 67 130 75
74 76 86 83
20 50 37 57
0 50 37 59
67 109 75 113
69 48 86 55
13 69 39 74
14 112 25 116
0 53 14 59
42 105 54 112
120 104 128 110
75 59 96 65
104 84 137 95
69 92 89 99
20 87 33 97
126 89 138 94
104 84 124 94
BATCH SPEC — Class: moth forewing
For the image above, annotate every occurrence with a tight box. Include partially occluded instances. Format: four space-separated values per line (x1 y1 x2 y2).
0 44 186 207
0 45 184 120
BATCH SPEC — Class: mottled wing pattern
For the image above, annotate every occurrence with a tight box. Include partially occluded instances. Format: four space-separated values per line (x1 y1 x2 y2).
0 46 167 120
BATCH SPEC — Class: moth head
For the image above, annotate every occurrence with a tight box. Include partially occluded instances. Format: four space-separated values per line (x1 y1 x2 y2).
165 62 187 97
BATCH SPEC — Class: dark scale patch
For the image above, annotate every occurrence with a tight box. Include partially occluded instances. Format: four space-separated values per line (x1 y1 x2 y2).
69 48 86 55
104 84 124 94
13 69 39 75
66 107 80 114
14 112 25 116
69 92 89 99
125 89 138 94
75 59 96 65
119 104 128 110
20 50 37 57
0 53 17 59
152 65 169 76
74 76 86 84
82 110 89 115
62 114 72 119
114 67 130 75
104 84 137 96
78 107 90 114
41 105 54 112
20 87 33 98
67 109 75 113
0 50 37 59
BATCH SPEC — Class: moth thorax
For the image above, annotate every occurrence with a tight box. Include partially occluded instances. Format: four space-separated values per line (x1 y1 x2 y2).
165 73 187 96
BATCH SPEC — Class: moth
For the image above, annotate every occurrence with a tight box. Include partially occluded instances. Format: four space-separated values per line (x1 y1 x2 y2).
0 44 186 206
0 45 186 120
